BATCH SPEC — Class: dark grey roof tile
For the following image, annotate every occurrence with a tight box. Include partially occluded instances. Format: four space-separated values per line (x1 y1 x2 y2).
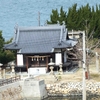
4 25 77 53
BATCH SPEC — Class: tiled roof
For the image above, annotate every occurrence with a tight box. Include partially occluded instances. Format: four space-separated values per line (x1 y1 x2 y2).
4 25 77 54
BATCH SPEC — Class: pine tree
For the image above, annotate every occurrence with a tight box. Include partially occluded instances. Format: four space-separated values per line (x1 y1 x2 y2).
67 4 78 30
47 3 100 38
59 7 67 25
47 9 59 24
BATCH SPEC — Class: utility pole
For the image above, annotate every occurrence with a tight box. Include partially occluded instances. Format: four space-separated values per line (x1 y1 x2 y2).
82 31 86 100
38 12 40 26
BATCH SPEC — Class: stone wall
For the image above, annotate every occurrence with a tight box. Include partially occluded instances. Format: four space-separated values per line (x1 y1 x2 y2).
46 82 100 96
1 80 100 100
0 82 22 100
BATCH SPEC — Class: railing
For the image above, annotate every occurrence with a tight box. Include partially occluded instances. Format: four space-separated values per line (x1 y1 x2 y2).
0 75 21 86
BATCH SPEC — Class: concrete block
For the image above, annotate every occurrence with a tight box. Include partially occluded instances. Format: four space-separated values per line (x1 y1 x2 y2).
22 78 48 99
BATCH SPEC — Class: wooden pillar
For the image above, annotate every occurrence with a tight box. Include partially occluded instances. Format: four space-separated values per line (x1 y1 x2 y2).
26 56 28 72
3 69 6 79
46 57 48 72
64 51 67 63
15 51 17 65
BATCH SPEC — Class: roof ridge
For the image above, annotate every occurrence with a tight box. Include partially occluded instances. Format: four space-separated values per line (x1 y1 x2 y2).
18 25 64 31
59 25 67 43
15 27 19 45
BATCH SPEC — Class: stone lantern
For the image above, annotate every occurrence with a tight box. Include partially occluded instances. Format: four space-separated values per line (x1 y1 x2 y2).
0 63 3 79
11 62 15 76
3 68 6 79
59 63 63 74
48 58 55 74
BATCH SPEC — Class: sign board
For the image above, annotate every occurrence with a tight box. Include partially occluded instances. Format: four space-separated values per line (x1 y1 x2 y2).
28 67 46 76
17 54 23 66
55 53 62 65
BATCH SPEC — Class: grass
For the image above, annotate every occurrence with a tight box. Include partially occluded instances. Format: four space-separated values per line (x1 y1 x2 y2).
90 73 100 81
34 63 100 84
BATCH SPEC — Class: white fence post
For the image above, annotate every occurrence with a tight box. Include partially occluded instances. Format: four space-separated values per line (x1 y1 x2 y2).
96 52 99 72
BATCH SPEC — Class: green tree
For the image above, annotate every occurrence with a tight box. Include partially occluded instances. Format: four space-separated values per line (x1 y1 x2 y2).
48 4 100 38
47 9 59 24
47 7 67 25
5 38 13 44
67 4 78 30
59 7 67 25
0 31 5 51
0 31 15 66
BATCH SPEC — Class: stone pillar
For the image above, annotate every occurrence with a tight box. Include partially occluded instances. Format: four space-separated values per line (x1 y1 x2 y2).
3 68 5 79
0 67 2 79
49 66 54 74
11 66 15 73
0 63 3 79
78 61 82 68
59 63 63 74
96 52 99 72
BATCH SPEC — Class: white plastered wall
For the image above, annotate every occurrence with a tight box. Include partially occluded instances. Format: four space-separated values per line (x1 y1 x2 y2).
17 54 23 66
55 53 62 65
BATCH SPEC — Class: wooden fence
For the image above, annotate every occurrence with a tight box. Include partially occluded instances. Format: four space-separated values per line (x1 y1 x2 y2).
0 75 21 86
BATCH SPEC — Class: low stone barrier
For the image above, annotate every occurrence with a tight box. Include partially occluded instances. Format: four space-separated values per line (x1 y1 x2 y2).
46 82 100 96
1 79 100 99
0 82 22 100
0 78 48 100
